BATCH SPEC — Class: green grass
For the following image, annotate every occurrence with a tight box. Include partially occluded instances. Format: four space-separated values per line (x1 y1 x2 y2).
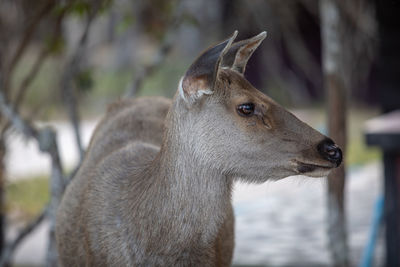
347 136 381 166
346 107 381 166
6 176 49 222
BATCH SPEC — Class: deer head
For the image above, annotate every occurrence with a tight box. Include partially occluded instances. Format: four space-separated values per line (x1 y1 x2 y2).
172 31 342 182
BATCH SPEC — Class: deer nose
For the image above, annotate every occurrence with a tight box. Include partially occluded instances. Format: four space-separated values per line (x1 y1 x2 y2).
317 138 342 167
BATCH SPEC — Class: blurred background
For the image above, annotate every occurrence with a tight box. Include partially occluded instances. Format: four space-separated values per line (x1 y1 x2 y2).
0 0 399 266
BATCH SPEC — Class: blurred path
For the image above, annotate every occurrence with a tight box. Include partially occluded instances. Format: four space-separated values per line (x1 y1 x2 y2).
232 163 384 266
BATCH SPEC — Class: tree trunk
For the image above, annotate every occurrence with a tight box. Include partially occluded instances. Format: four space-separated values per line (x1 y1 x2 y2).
40 128 65 267
0 138 5 256
320 1 349 266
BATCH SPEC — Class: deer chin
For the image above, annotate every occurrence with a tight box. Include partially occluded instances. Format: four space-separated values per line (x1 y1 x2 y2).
294 160 335 178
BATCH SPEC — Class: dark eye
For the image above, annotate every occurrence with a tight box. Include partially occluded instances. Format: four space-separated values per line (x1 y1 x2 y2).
237 103 255 116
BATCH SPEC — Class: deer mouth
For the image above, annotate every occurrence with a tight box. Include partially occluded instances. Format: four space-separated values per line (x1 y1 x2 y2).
295 161 335 177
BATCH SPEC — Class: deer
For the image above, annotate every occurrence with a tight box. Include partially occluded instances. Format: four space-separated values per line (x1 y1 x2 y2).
56 31 342 267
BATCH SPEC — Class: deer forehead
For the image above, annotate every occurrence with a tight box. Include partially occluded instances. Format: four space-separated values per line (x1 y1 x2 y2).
218 69 274 108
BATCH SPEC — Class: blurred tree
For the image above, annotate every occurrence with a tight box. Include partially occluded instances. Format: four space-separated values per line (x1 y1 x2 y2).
0 0 110 265
0 0 61 262
219 0 375 107
320 1 350 266
0 0 186 264
220 0 323 105
126 0 185 97
320 0 375 266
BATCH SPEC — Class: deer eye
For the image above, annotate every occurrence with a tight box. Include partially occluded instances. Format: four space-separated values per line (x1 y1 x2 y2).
237 103 255 116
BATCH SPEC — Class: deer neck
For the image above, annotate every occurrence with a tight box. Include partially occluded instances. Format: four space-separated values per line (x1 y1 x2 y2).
148 105 233 242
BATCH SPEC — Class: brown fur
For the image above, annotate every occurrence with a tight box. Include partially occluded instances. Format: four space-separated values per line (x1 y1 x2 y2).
56 32 340 266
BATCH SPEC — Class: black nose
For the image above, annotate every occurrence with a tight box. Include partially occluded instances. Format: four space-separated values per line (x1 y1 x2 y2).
317 138 342 167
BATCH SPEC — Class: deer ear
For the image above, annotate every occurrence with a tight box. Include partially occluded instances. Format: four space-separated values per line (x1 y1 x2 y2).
180 31 238 103
221 31 267 74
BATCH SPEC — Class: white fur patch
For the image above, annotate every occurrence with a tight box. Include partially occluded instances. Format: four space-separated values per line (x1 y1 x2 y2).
178 76 213 103
178 77 186 101
195 89 213 98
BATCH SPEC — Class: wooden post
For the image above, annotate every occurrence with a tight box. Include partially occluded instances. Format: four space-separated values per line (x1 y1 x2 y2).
0 138 5 255
320 1 349 266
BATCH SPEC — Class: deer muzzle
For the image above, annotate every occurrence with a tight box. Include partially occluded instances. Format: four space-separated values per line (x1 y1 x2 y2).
317 138 342 167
